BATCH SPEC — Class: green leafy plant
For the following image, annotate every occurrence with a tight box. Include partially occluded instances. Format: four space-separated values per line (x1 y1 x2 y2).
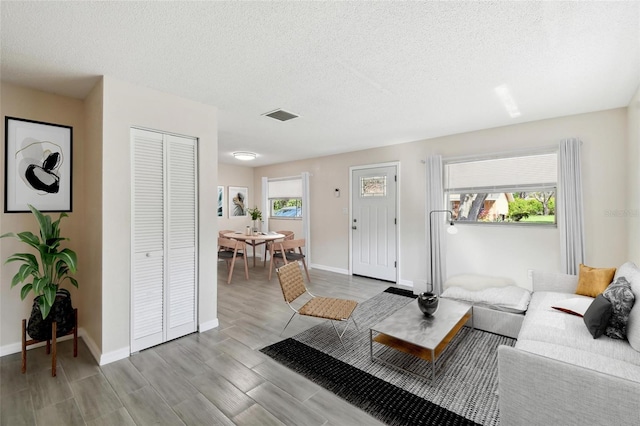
0 205 78 319
247 206 262 221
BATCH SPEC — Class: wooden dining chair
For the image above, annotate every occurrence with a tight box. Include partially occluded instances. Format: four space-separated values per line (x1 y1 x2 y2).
276 262 358 351
268 238 310 282
263 230 294 266
218 237 249 284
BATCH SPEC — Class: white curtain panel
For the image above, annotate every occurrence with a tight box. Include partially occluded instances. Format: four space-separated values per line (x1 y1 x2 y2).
558 138 585 275
425 155 446 295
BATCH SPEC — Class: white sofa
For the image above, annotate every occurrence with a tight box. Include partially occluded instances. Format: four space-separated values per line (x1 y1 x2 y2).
498 268 640 425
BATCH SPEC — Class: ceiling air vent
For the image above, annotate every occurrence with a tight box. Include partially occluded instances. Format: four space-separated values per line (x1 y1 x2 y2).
262 109 299 122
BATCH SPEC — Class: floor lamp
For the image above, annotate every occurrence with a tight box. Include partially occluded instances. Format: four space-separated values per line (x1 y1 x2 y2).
428 209 458 295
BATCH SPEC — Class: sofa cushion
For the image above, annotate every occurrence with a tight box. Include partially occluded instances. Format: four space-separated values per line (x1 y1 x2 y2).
575 264 616 298
615 262 640 352
602 277 635 339
443 274 515 292
441 285 531 314
519 292 640 366
583 294 612 339
515 339 640 382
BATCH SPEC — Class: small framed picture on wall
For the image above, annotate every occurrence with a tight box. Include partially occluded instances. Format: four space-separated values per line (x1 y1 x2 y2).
4 116 73 213
217 186 224 217
228 186 248 218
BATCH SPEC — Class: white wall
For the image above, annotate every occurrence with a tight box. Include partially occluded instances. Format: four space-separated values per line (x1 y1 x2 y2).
255 108 629 291
628 85 640 264
100 76 218 363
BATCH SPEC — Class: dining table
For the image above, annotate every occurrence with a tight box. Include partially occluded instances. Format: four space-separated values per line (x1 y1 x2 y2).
223 231 285 267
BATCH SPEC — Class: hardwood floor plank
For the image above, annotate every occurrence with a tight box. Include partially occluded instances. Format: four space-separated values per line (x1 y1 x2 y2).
252 358 321 403
305 387 387 426
34 398 84 426
205 353 265 393
189 371 256 419
215 337 269 369
0 388 35 426
59 340 101 383
69 374 122 421
26 365 74 410
86 407 136 426
0 359 28 396
101 358 148 398
120 385 184 426
172 393 235 426
232 403 287 426
247 382 327 426
139 365 199 407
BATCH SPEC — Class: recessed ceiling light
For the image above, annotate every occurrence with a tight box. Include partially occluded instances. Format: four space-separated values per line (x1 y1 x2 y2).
262 109 299 122
494 84 521 118
233 151 257 161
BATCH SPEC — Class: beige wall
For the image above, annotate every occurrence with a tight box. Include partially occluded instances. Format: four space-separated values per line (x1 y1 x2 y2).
0 83 86 353
82 80 104 353
100 76 218 362
255 108 629 290
218 163 256 233
629 85 640 264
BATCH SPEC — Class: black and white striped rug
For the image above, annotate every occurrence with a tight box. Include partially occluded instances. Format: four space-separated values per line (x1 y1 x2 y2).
261 288 515 426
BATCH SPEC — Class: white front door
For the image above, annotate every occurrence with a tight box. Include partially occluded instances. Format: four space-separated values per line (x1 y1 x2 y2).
351 165 397 281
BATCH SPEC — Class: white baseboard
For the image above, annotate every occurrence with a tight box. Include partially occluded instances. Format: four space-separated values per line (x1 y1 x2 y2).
199 318 219 332
99 346 130 366
310 263 349 275
78 328 101 365
398 279 414 288
0 333 77 357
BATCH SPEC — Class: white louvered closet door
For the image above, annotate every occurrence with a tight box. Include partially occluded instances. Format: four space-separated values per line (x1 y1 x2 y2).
165 134 197 341
131 129 198 352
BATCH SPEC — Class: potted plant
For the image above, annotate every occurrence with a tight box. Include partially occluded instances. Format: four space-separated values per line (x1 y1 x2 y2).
247 206 262 233
1 204 78 341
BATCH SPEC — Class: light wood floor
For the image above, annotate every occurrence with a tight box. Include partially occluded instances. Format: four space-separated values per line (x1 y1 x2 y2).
1 261 400 425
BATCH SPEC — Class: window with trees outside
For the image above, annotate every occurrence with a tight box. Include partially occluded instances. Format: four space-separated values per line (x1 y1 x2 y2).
444 152 557 225
268 177 303 219
270 198 302 218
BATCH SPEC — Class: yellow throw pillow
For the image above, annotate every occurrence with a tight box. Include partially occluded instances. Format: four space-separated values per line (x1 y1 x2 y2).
575 264 616 297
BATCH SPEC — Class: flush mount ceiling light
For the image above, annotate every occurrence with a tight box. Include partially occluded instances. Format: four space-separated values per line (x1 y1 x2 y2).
262 109 299 122
233 151 257 161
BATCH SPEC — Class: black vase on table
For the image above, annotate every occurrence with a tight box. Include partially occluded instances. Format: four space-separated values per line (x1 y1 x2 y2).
417 292 439 316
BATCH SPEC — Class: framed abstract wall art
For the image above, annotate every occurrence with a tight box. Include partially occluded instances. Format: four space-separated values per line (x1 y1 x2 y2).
217 185 224 217
4 117 73 213
228 186 248 217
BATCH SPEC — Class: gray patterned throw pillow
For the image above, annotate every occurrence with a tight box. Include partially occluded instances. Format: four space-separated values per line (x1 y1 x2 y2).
602 277 635 339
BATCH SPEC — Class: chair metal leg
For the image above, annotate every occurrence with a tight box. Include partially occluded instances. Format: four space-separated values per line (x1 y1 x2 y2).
351 315 359 331
280 312 297 336
330 321 348 352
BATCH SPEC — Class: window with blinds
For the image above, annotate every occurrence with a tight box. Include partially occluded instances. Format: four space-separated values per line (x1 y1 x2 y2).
268 178 303 219
444 152 557 224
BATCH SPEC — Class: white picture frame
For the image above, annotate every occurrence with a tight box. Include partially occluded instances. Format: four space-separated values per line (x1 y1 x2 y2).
228 186 248 218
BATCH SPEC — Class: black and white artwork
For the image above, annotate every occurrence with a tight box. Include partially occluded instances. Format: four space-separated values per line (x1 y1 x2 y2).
4 117 72 212
228 186 248 217
217 186 224 217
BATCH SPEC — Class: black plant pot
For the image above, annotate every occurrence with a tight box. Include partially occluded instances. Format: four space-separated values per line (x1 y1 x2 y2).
417 292 439 316
27 289 75 341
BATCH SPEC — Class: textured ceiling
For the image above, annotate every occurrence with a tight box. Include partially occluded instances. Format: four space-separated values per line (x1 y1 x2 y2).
1 2 639 166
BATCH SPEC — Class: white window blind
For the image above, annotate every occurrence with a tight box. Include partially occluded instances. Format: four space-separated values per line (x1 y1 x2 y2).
268 178 302 198
445 152 557 192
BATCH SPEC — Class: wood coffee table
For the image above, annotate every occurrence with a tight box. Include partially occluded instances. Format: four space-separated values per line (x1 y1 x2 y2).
369 298 473 381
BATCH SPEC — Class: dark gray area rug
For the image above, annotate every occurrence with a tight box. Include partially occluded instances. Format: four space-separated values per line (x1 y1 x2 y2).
261 288 515 426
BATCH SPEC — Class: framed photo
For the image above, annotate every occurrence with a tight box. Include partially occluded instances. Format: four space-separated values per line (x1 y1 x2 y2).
217 186 224 217
4 117 72 213
228 186 248 218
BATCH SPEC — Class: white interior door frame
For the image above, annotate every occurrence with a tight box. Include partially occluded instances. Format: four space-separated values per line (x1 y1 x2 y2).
349 161 400 282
